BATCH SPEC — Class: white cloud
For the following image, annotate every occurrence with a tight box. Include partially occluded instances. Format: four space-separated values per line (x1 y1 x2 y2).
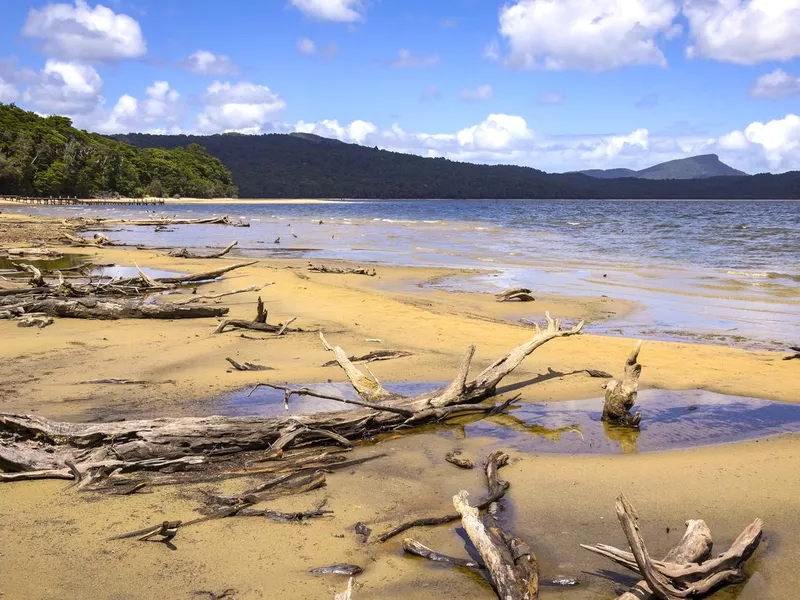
184 50 239 76
84 80 183 134
460 84 494 102
750 69 800 100
0 78 19 103
196 81 286 133
22 0 146 62
291 0 364 22
537 91 564 105
738 114 800 170
295 119 377 143
297 37 317 55
684 0 800 65
23 60 103 114
498 0 679 71
389 49 440 68
455 114 534 151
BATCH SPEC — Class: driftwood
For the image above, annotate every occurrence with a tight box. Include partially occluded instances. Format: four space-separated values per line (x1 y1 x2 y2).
783 346 800 360
62 232 111 247
168 241 238 259
496 287 535 302
402 538 482 568
14 263 45 287
445 450 474 469
321 349 412 368
123 215 233 226
334 578 354 600
582 494 763 600
453 490 539 599
0 314 582 488
602 341 643 427
173 283 273 305
378 450 512 542
0 297 229 320
225 357 272 372
16 315 54 328
213 297 298 335
308 263 376 276
4 248 63 259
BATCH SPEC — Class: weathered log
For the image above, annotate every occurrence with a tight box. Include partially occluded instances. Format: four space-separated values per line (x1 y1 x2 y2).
445 450 474 469
213 297 297 335
16 315 54 328
453 490 539 599
0 297 229 320
496 287 535 302
4 247 62 258
123 215 233 226
602 340 643 427
168 241 238 259
308 263 376 276
226 358 272 372
321 349 412 368
0 314 582 487
402 538 482 568
14 263 44 287
62 232 111 247
582 494 762 600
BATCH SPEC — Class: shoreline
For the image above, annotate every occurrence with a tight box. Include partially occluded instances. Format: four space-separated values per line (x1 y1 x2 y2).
1 211 798 599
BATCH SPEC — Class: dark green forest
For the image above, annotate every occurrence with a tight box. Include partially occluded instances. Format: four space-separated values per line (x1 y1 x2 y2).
0 104 237 198
115 132 800 199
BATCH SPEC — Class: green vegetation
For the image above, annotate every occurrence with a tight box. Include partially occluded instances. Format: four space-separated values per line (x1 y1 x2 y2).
577 154 748 180
116 132 800 200
0 104 237 198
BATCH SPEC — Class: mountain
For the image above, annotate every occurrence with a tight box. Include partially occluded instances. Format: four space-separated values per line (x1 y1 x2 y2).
576 154 748 180
112 132 800 200
0 103 237 198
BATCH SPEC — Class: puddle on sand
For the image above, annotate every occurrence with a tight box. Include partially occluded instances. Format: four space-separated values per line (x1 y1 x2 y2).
219 385 800 454
0 253 91 272
460 388 800 454
218 381 444 418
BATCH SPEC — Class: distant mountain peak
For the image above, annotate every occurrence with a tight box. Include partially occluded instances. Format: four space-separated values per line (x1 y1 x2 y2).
574 154 748 180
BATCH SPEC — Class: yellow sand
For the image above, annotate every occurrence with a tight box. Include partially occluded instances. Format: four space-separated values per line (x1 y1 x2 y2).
1 225 798 599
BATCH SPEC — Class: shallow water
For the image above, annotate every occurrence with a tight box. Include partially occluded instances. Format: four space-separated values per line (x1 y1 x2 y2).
8 200 799 349
220 384 800 454
0 253 91 272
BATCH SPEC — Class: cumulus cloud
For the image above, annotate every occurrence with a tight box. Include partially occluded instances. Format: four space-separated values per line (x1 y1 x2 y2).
750 69 800 100
684 0 800 65
0 78 19 103
737 114 800 170
295 119 377 143
290 0 364 22
22 0 146 62
184 50 240 76
81 80 183 133
460 84 494 102
388 49 440 68
497 0 679 71
23 60 103 114
455 114 534 151
196 81 286 133
537 91 564 105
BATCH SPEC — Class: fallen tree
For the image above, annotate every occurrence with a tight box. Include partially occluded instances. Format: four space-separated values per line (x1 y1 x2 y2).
0 297 229 320
0 313 583 486
307 263 376 276
582 494 763 600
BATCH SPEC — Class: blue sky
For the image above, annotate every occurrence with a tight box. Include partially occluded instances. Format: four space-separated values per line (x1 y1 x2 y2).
1 0 800 174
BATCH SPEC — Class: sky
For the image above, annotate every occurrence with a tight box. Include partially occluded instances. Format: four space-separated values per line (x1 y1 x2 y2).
1 0 800 174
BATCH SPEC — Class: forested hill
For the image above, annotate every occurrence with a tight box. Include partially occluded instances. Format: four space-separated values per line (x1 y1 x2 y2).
0 104 236 198
576 154 748 180
114 132 800 199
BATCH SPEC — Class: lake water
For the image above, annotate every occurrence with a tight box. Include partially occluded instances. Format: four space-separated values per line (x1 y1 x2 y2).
7 199 799 349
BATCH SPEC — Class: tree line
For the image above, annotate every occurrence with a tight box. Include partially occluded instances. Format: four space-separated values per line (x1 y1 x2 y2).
0 104 237 198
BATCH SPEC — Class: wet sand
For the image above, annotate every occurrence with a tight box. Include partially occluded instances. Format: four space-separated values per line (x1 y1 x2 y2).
1 213 799 599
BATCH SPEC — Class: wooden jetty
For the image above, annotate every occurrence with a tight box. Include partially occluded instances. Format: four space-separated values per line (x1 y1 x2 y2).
1 195 165 206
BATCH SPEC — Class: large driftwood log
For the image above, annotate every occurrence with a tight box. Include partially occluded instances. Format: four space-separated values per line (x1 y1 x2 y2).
602 340 643 427
453 490 539 600
168 241 238 259
0 314 582 487
0 297 229 320
307 263 376 276
582 494 763 600
496 287 535 302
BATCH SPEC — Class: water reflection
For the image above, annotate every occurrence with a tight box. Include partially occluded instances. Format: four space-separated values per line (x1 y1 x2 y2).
602 421 641 454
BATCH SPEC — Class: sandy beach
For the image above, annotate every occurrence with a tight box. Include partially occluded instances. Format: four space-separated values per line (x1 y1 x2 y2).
1 211 798 599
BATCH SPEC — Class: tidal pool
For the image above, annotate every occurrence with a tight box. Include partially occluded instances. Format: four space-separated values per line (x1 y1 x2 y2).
219 385 800 454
